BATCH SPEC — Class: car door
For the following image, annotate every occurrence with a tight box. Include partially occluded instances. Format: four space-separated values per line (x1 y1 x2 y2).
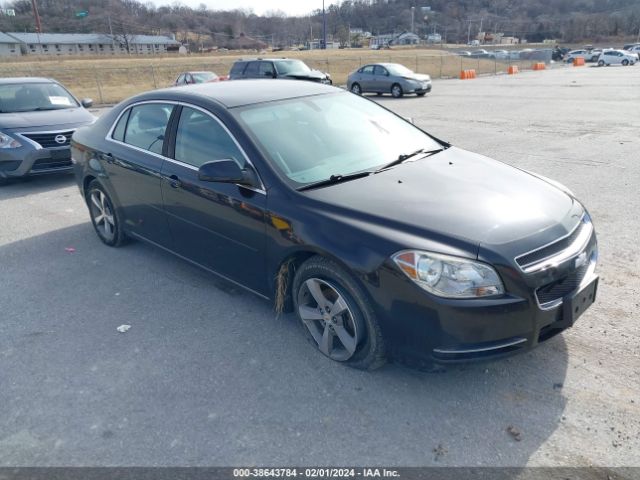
160 104 268 295
373 65 390 93
104 102 175 247
359 65 375 92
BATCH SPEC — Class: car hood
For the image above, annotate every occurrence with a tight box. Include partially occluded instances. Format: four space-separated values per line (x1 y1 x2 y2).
283 70 328 81
303 147 583 261
0 108 95 130
404 74 431 82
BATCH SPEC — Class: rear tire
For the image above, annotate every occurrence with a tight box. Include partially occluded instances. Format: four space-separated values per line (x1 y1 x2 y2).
391 83 403 98
293 256 386 370
350 83 362 95
417 92 426 97
598 60 605 67
86 180 127 247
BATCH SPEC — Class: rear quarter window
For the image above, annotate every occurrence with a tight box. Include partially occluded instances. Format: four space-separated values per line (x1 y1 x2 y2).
112 109 130 142
230 62 247 77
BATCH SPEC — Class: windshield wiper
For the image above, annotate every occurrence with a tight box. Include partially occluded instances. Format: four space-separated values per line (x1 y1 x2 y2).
297 171 372 191
375 147 446 173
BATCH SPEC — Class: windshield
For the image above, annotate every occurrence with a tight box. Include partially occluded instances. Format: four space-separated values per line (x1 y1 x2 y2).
275 60 312 75
385 64 415 76
192 72 217 83
0 82 79 113
235 92 443 187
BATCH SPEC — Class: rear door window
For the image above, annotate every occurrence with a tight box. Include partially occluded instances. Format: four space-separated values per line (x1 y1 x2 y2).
244 62 261 78
121 103 174 155
230 62 247 77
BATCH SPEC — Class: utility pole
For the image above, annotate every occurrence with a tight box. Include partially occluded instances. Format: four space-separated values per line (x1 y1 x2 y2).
411 6 415 34
467 19 472 44
322 0 326 49
31 0 42 33
108 15 115 48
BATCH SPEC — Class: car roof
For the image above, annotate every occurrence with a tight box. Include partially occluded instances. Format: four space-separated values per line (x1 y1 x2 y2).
0 77 57 85
235 58 299 62
135 79 338 109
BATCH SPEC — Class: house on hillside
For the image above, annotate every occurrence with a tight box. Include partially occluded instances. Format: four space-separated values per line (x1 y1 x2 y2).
0 32 180 57
0 31 20 57
370 31 420 48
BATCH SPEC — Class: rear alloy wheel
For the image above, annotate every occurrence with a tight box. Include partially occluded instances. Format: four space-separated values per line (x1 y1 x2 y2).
598 60 605 67
350 83 362 95
622 59 629 66
87 180 127 247
293 256 385 370
391 83 403 98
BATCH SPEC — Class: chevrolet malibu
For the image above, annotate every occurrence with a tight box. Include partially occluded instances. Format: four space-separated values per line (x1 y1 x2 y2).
71 80 598 370
0 77 95 183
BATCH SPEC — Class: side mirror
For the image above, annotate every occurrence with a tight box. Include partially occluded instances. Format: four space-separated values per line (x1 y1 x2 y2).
81 98 93 108
198 159 259 187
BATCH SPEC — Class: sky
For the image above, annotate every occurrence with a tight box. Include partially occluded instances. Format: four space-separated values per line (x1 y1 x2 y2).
148 0 340 16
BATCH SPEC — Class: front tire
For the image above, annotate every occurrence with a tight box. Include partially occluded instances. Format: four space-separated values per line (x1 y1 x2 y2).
622 59 629 66
350 83 362 95
293 256 386 370
416 92 426 97
86 180 127 247
391 83 403 98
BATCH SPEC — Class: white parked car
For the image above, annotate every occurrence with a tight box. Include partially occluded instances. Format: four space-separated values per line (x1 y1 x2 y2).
565 49 590 63
597 49 638 66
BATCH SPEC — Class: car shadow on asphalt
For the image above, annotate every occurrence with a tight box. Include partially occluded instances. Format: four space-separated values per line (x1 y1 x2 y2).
0 173 76 201
0 223 568 466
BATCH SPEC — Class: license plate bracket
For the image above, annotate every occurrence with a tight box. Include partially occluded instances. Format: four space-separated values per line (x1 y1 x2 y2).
563 276 598 325
50 149 71 160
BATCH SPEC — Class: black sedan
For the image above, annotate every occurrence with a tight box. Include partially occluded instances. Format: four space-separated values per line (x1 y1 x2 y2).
71 80 598 370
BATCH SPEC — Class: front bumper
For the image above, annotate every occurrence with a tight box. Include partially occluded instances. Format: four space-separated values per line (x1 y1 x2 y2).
366 231 598 367
405 82 432 94
0 130 79 179
0 145 73 179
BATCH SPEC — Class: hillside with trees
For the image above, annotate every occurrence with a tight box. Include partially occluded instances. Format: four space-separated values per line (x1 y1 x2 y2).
1 0 639 47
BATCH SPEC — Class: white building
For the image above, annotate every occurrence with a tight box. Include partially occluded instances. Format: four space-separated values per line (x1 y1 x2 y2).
0 32 180 57
370 31 420 48
0 31 20 57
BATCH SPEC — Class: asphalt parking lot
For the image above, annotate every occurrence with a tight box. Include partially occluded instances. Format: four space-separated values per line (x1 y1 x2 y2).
1 65 638 467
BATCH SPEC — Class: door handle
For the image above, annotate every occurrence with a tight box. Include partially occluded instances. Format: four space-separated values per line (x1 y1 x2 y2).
168 174 181 189
102 153 114 164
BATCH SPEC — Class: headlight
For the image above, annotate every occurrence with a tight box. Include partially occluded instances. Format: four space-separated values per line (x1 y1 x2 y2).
0 132 22 149
392 250 504 298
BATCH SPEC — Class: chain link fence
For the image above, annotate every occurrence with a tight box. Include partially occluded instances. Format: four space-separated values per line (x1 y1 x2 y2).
0 51 554 105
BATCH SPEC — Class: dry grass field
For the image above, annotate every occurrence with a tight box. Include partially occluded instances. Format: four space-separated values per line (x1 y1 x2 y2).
0 48 536 104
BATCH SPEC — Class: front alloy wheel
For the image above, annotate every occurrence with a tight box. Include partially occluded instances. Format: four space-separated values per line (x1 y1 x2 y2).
391 84 403 98
297 278 361 361
293 256 386 370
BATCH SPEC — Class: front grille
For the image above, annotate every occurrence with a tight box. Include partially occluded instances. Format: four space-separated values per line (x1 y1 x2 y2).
517 221 584 268
22 131 74 148
30 156 72 172
536 264 589 306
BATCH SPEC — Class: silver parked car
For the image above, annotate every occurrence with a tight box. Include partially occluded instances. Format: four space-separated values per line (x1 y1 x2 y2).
347 63 432 98
0 77 95 183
